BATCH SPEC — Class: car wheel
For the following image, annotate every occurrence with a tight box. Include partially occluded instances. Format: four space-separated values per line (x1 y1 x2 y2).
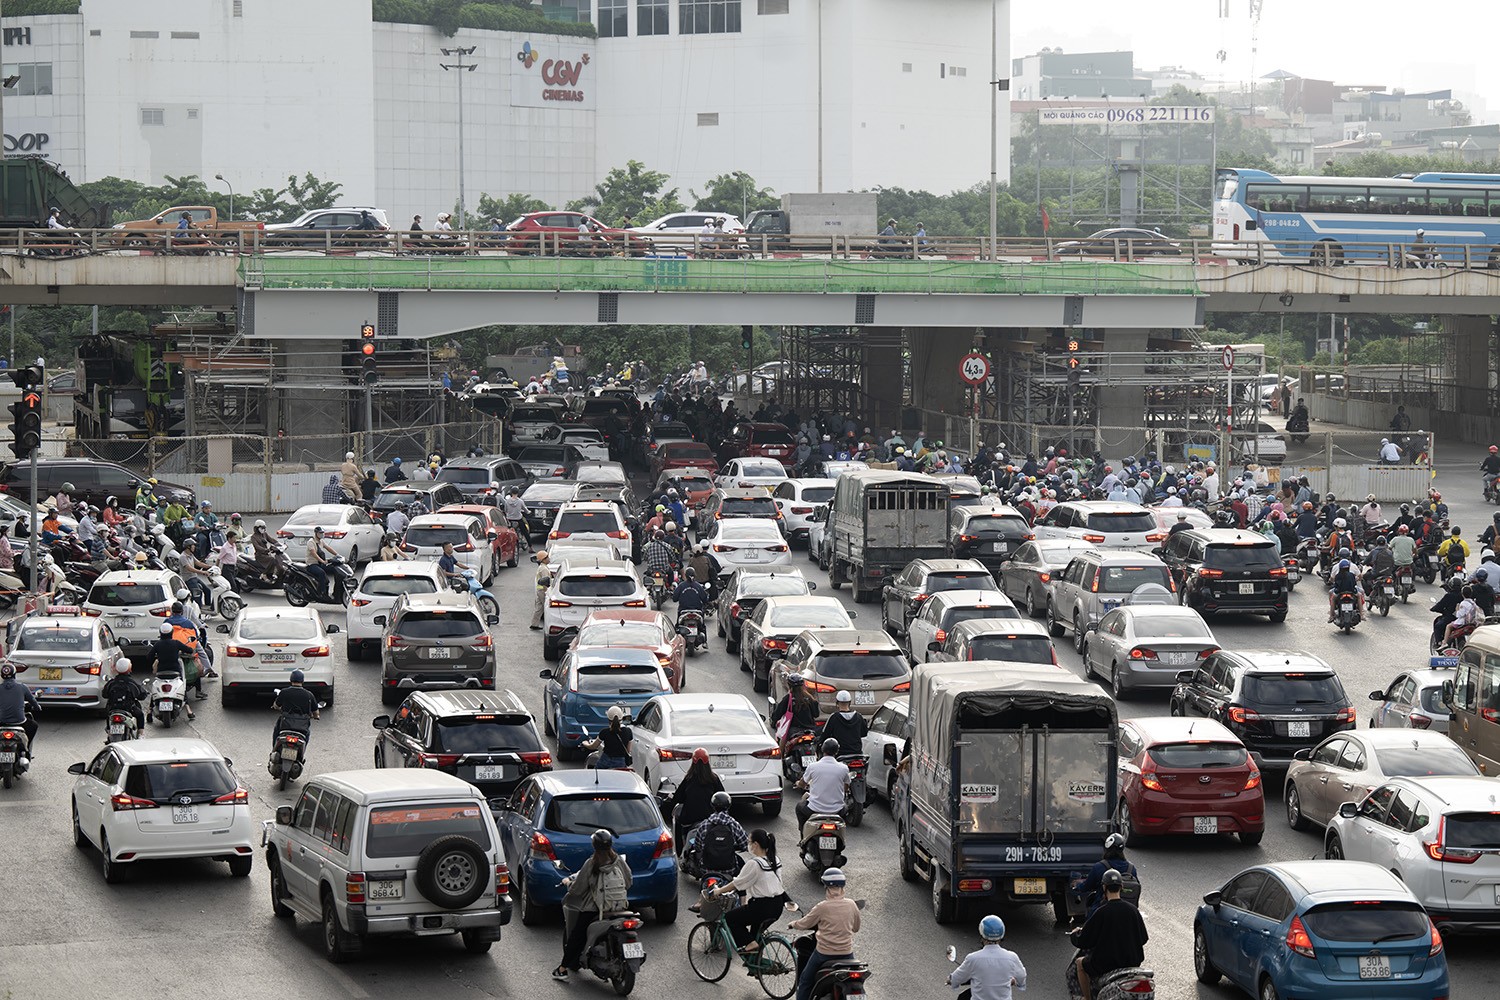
268 855 294 918
1285 783 1310 831
374 744 386 768
543 710 555 737
101 831 124 884
1073 613 1086 655
930 867 956 924
1118 800 1139 847
1239 830 1264 847
461 929 492 955
518 874 546 926
1046 601 1064 637
1026 587 1043 618
654 894 679 924
761 798 782 819
228 855 253 878
1194 925 1222 985
1259 976 1280 1000
1111 664 1127 701
72 800 88 850
507 547 519 569
726 631 739 655
1325 832 1344 860
348 546 359 567
899 826 919 882
322 891 359 963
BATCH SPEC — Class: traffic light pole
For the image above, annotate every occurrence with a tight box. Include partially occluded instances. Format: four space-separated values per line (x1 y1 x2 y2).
364 386 374 465
27 444 36 594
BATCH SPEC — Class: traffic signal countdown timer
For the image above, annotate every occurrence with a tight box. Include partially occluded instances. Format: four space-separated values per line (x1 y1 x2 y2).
360 322 378 384
1066 338 1082 388
8 364 43 458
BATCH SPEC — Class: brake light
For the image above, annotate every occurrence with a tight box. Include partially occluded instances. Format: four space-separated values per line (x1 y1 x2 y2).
496 862 511 898
958 534 978 543
351 598 372 607
818 822 839 832
751 745 782 759
1425 816 1482 863
1144 532 1166 543
111 793 159 811
892 681 911 692
519 750 553 768
1140 758 1164 791
606 530 629 539
730 602 743 618
418 752 461 768
1197 648 1216 659
769 544 788 552
301 646 330 657
109 714 126 724
1268 566 1287 577
1335 706 1356 724
934 629 947 644
1408 712 1433 729
276 530 292 538
762 638 788 651
957 878 993 892
324 531 347 540
658 747 693 761
1226 706 1260 724
1244 769 1262 790
791 507 813 515
549 600 573 608
385 635 406 649
1429 918 1444 957
652 829 674 859
226 645 254 657
1285 915 1315 958
713 544 737 552
549 531 570 540
621 916 642 930
807 681 836 694
345 872 367 904
1082 533 1106 543
624 600 647 608
1199 568 1224 578
74 662 102 676
530 831 558 861
1039 572 1051 584
0 730 13 740
913 593 929 603
1127 647 1157 660
148 607 170 617
213 787 250 805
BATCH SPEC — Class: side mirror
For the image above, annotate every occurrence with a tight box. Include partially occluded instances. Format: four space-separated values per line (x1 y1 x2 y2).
1152 547 1166 558
326 623 340 633
1293 747 1313 761
1338 801 1359 819
275 804 295 825
486 614 500 626
215 623 230 634
1202 890 1222 909
488 532 497 540
807 581 817 591
373 615 387 627
1368 690 1385 701
530 554 539 563
883 744 898 765
1442 679 1455 708
539 668 554 679
1175 670 1195 684
928 641 943 653
945 945 957 963
68 761 86 775
372 715 391 730
846 610 856 619
1084 621 1099 634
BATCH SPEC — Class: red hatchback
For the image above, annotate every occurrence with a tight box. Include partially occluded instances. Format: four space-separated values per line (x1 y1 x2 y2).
1117 716 1264 846
439 504 521 570
725 421 798 465
652 441 720 480
504 211 647 256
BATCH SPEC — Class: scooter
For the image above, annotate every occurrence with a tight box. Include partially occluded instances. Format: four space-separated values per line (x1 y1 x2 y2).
1486 475 1499 505
554 859 647 996
798 811 848 877
1294 537 1319 575
782 730 819 784
675 607 708 657
236 541 290 593
792 916 869 1000
1367 573 1397 617
203 567 245 620
283 555 355 607
1333 591 1362 634
1281 555 1301 591
1396 564 1416 603
0 718 31 788
453 569 501 620
1414 545 1439 585
839 754 869 828
148 668 188 727
647 572 670 611
1065 931 1155 1000
268 695 324 792
104 706 141 743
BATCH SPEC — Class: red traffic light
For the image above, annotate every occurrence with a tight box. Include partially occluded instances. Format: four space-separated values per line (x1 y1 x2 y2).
361 343 376 357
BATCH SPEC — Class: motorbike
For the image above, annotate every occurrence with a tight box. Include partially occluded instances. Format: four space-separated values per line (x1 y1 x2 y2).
236 541 290 593
268 695 325 792
453 569 501 620
1369 573 1398 617
1333 591 1362 634
839 754 869 828
1486 475 1499 505
1413 545 1439 585
202 567 245 620
283 555 355 607
1395 564 1416 602
0 718 31 788
554 859 646 996
1294 537 1319 575
782 730 819 784
792 915 869 1000
1064 931 1156 1000
675 607 708 657
104 706 141 743
1285 411 1310 445
798 812 848 877
647 572 670 611
1440 558 1465 586
148 669 188 727
1282 555 1301 591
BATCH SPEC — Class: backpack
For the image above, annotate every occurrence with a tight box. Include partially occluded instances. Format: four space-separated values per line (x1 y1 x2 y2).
1447 543 1466 566
596 859 629 914
698 822 738 872
170 623 199 653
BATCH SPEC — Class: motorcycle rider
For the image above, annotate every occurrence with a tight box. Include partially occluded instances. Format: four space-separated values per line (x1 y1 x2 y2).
1360 494 1383 528
819 691 868 756
383 456 407 484
693 790 749 876
501 488 531 551
669 748 726 846
1077 834 1139 921
270 669 319 752
248 519 281 585
772 673 821 749
1328 558 1364 622
1364 535 1397 595
1322 517 1353 574
145 621 198 720
1073 869 1149 1000
1482 445 1500 496
673 567 710 643
579 704 632 769
1390 523 1416 572
320 473 346 505
554 829 634 981
1444 585 1483 648
795 737 850 828
642 529 677 591
100 656 147 733
1438 526 1470 576
436 542 464 588
1430 575 1466 649
948 915 1027 1000
385 501 410 537
305 525 338 599
0 661 41 759
789 867 861 1000
1470 567 1496 616
378 532 403 562
359 469 381 503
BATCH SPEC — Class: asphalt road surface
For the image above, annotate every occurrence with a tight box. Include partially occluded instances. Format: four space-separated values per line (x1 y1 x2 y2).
6 452 1500 1000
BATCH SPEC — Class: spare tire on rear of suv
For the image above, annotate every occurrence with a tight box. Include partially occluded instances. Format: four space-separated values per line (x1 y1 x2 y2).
414 834 489 909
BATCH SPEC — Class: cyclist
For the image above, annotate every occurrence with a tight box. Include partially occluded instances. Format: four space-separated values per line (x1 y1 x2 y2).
706 829 788 953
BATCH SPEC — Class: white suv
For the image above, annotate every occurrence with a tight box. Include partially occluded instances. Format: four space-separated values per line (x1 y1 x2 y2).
346 560 446 660
1030 500 1165 551
1325 775 1500 933
84 569 187 659
262 769 511 962
547 500 632 553
541 558 646 661
401 513 495 583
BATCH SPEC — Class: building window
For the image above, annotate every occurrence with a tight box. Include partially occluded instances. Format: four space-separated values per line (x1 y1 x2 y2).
549 1 591 23
950 66 966 78
901 62 912 73
170 31 200 39
680 0 740 34
233 0 244 15
598 0 627 36
187 108 199 120
129 30 160 39
1290 147 1306 163
141 107 165 126
637 0 668 34
4 63 52 96
89 28 101 36
757 0 789 13
697 112 719 127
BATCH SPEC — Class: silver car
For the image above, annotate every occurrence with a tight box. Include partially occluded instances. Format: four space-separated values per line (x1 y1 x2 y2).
998 539 1097 617
1367 662 1458 734
1083 604 1219 698
1283 728 1478 831
1046 550 1175 654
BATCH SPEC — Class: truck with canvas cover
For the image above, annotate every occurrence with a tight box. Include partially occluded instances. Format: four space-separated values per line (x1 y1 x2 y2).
897 661 1119 924
828 470 948 605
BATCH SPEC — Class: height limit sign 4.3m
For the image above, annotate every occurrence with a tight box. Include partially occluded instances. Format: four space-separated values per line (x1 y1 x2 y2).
959 352 990 386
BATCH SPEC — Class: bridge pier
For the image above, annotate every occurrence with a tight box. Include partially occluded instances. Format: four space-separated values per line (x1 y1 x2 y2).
1449 315 1495 419
1094 329 1149 461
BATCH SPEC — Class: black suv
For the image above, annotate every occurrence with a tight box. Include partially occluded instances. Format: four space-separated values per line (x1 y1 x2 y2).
372 689 552 808
0 457 194 511
1158 528 1289 622
947 505 1033 571
372 481 467 520
1170 650 1355 769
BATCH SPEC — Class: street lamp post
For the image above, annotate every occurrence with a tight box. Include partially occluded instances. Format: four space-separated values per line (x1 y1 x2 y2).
440 46 479 231
988 0 998 260
213 173 235 220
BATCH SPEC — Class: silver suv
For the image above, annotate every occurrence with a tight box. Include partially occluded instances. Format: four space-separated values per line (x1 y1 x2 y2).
262 769 511 962
378 592 500 706
1046 549 1174 654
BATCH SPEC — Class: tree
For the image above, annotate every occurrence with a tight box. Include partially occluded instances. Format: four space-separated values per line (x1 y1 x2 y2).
283 173 344 214
691 172 779 217
471 191 552 224
566 160 684 225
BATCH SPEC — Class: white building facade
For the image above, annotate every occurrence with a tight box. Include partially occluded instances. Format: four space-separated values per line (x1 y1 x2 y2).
2 0 1007 226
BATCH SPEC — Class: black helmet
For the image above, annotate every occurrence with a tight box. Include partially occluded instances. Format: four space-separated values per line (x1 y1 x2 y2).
710 791 732 812
822 737 840 757
0 662 13 680
591 829 614 850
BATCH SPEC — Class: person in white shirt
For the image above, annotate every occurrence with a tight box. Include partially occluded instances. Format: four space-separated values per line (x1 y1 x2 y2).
796 738 850 827
1379 438 1402 464
1202 465 1220 499
707 829 789 951
1360 495 1383 527
949 915 1028 1000
410 463 431 482
1159 486 1183 508
385 504 410 537
433 212 453 237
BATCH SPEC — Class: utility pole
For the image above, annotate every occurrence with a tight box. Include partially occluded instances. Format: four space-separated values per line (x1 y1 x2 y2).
988 0 998 260
440 46 479 230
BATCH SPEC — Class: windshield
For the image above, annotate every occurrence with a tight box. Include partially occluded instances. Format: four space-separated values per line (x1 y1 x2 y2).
963 515 1030 536
395 611 485 639
1132 615 1212 639
89 582 168 607
670 708 766 737
437 468 493 484
1099 565 1172 594
670 475 713 492
545 794 660 836
815 653 908 680
1302 902 1428 943
239 617 319 640
123 759 236 803
1241 673 1346 707
742 577 810 598
749 428 794 445
15 625 92 652
366 802 492 859
720 499 778 516
577 622 664 647
1374 745 1478 777
556 511 620 534
1084 512 1156 533
577 467 627 485
433 717 543 753
927 572 996 593
559 575 637 598
966 635 1054 663
1204 544 1281 570
768 606 850 628
1443 812 1500 849
800 487 835 504
575 664 664 693
286 510 339 527
1147 742 1248 769
944 606 1020 628
404 526 468 548
360 575 439 598
518 447 566 463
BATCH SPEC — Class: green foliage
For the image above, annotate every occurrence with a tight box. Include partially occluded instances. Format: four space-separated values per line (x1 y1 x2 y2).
1 0 80 14
2 305 157 369
1319 151 1500 177
691 173 779 216
77 172 342 225
876 182 1037 237
443 323 775 377
472 191 554 223
566 161 684 225
372 0 597 39
1349 336 1444 366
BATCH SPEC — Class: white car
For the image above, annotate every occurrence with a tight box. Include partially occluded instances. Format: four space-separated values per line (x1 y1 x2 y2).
68 738 256 883
548 538 628 568
547 500 632 552
862 695 910 805
703 518 793 582
400 512 496 583
83 568 187 659
7 607 125 711
1233 420 1289 463
771 478 836 545
276 504 384 565
1030 500 1164 550
541 558 647 661
559 425 610 461
905 589 1021 662
346 560 446 661
715 457 788 490
820 460 869 479
630 693 782 815
219 606 338 707
628 210 745 247
0 492 76 535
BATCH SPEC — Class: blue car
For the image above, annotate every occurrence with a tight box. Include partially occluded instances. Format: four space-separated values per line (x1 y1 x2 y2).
1193 860 1448 1000
495 769 679 926
541 646 671 761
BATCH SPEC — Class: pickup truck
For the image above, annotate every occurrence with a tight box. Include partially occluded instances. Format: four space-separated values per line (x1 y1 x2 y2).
110 205 263 245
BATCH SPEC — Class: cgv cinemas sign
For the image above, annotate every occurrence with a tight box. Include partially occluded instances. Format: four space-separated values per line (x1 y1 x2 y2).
510 40 595 110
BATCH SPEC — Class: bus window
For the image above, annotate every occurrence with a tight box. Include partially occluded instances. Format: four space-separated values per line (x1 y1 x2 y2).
1367 190 1406 214
1307 185 1368 213
1482 654 1500 722
1460 192 1489 218
1453 655 1477 713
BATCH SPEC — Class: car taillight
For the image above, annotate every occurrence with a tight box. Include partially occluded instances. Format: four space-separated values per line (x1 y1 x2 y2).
345 872 367 904
1140 759 1164 791
1197 648 1217 659
624 600 647 607
652 829 674 859
324 531 347 540
934 629 947 644
658 747 693 761
1268 566 1288 577
1429 918 1444 957
301 645 330 657
519 751 553 768
1285 915 1315 958
958 534 978 543
82 608 101 617
549 531 570 539
606 530 629 539
1409 712 1433 729
762 638 788 651
418 752 461 768
149 607 170 617
769 544 788 552
713 544 736 552
729 602 743 618
496 862 511 898
1335 706 1355 724
1426 815 1484 863
913 593 929 603
473 634 494 648
213 787 250 805
1199 568 1224 578
530 831 558 861
549 599 573 608
1082 533 1106 543
385 635 406 649
1226 706 1260 724
276 530 293 538
1243 769 1262 790
226 645 254 657
351 598 372 607
1038 572 1051 583
74 662 102 676
751 746 782 759
791 507 812 515
1144 532 1166 543
1128 647 1158 660
892 681 910 692
808 681 836 694
111 793 159 811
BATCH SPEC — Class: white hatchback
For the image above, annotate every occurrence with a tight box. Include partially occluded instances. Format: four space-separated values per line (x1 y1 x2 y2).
220 607 339 707
346 560 446 661
630 693 783 815
715 457 789 490
771 478 836 545
277 504 385 566
541 559 648 661
703 519 793 581
547 500 633 554
84 569 187 659
68 737 256 883
400 513 496 584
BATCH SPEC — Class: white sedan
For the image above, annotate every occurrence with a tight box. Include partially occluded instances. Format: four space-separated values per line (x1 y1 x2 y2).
630 693 783 815
219 607 339 707
715 457 789 490
276 504 384 565
68 738 256 883
703 518 793 582
771 478 836 545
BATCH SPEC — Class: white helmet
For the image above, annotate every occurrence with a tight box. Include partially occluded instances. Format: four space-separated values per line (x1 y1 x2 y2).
345 451 355 461
160 621 174 635
114 656 133 676
254 519 266 530
606 705 625 722
1334 517 1347 529
176 588 190 601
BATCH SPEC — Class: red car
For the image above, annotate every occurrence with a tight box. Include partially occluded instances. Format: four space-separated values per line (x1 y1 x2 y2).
439 504 521 570
655 467 716 509
723 421 798 465
651 441 720 480
503 211 648 256
568 609 687 692
1116 716 1264 845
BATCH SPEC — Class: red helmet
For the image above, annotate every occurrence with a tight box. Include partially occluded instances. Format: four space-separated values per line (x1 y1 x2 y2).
691 748 709 764
1398 524 1409 534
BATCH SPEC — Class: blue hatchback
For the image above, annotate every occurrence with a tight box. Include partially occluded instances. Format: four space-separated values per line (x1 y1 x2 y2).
495 768 680 926
1193 860 1448 1000
541 647 671 761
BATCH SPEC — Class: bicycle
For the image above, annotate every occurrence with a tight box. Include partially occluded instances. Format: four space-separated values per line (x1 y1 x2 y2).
686 886 799 999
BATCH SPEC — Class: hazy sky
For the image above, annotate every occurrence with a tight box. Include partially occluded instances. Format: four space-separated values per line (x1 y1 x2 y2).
1011 1 1493 118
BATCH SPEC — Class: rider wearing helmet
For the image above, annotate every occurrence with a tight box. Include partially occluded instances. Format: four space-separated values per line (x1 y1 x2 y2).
1390 521 1417 573
580 704 633 769
556 829 634 981
790 867 861 1000
669 747 726 842
795 737 851 827
771 672 821 747
1329 557 1364 621
1074 869 1150 1000
1483 445 1500 494
1431 574 1469 648
270 669 318 752
1078 833 1139 920
383 455 407 485
694 789 749 874
949 916 1028 1000
1438 525 1471 574
0 660 41 758
100 656 147 733
819 690 868 757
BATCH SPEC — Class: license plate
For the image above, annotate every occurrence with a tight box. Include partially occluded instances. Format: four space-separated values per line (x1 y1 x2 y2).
1289 721 1311 738
108 724 125 734
711 754 736 771
818 836 838 849
369 879 404 900
1193 816 1218 834
427 647 453 659
1164 652 1190 665
157 700 174 713
1358 955 1391 980
1383 586 1395 595
281 746 300 761
1238 583 1255 595
622 941 645 959
171 805 198 824
853 690 875 706
118 617 137 628
802 755 816 768
38 667 62 681
1014 877 1048 895
1341 602 1353 611
0 752 13 764
744 551 763 561
474 765 508 781
261 653 295 663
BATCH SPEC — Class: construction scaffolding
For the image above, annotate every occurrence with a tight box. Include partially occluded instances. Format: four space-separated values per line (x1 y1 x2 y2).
775 327 876 419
